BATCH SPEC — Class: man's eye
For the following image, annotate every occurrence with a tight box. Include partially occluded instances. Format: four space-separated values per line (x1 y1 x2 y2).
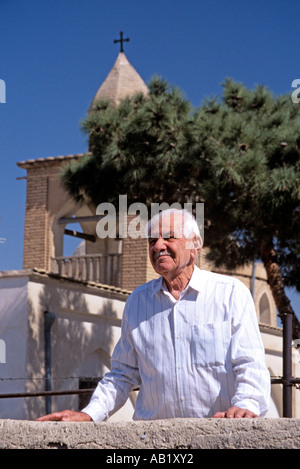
161 232 173 240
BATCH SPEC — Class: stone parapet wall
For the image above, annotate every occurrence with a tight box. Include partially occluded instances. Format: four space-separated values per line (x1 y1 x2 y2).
0 418 299 449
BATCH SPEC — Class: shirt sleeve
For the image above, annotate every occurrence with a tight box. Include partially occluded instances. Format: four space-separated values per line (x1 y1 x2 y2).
230 281 270 416
81 306 141 422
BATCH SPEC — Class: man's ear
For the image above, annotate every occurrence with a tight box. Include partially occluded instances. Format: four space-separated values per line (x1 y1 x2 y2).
186 235 203 257
193 235 203 250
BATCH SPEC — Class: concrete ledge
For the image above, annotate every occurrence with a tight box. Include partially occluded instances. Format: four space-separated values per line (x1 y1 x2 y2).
0 418 300 449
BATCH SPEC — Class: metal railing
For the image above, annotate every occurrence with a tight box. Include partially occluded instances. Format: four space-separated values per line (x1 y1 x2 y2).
0 388 94 399
271 312 300 417
51 253 122 287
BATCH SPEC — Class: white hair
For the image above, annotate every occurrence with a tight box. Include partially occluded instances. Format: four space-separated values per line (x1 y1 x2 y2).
147 208 202 247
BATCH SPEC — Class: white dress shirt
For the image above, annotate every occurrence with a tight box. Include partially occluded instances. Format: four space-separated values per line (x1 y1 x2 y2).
82 266 270 421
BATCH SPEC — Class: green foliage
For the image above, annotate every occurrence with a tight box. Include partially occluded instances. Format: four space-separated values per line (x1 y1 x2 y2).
195 79 300 288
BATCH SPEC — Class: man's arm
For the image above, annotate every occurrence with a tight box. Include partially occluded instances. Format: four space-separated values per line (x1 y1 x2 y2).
37 305 140 423
82 312 141 421
216 282 270 418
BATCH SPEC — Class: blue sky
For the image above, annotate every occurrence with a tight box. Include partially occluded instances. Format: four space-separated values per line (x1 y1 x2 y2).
0 0 299 317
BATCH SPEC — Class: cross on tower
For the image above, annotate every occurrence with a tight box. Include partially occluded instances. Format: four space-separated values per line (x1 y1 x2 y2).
113 31 130 53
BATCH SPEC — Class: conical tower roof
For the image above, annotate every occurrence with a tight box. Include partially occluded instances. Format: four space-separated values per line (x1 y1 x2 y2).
89 52 148 112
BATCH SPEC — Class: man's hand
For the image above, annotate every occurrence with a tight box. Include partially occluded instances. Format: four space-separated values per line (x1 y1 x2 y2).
213 406 259 419
36 410 92 422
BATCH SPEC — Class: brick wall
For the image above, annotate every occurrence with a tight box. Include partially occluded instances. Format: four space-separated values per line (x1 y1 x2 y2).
23 166 50 270
19 158 75 271
120 235 157 291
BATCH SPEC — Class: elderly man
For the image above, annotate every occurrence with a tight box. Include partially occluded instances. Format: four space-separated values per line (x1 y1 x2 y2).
37 208 270 422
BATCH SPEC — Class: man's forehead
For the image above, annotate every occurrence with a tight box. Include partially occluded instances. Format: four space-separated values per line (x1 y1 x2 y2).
148 212 184 237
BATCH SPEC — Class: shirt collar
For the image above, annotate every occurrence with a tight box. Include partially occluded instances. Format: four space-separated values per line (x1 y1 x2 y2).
151 276 164 296
187 265 203 293
151 265 203 297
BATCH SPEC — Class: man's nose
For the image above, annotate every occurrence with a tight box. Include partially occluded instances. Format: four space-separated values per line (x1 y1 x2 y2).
153 236 167 251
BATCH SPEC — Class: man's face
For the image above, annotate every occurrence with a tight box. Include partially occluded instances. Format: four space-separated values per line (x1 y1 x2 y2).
148 212 197 277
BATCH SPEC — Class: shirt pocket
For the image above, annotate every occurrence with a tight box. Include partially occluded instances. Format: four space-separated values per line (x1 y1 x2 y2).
191 322 228 368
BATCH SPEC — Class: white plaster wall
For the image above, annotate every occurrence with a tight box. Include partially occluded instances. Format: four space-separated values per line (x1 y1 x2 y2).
261 328 300 418
0 274 30 419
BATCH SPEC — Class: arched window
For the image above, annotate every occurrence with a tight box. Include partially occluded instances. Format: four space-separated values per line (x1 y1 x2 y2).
259 292 271 324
